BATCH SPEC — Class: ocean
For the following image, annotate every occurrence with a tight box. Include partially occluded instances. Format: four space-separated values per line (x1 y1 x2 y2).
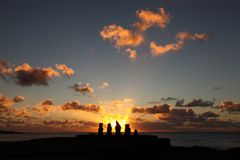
1 132 240 149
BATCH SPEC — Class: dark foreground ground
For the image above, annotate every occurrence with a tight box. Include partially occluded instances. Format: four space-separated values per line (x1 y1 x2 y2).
0 135 239 160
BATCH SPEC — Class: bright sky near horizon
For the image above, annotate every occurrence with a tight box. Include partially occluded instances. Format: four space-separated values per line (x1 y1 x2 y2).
1 0 240 132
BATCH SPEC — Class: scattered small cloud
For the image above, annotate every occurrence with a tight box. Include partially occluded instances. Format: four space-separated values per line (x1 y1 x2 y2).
41 99 54 106
213 86 223 91
125 48 137 61
0 60 12 81
175 99 185 107
201 111 219 118
132 104 170 114
99 82 110 89
55 64 74 77
70 83 94 95
185 99 214 107
0 94 24 109
12 96 25 103
61 101 100 112
216 101 240 113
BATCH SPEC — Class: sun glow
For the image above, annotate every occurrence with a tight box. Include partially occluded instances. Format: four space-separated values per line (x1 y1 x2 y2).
104 113 129 130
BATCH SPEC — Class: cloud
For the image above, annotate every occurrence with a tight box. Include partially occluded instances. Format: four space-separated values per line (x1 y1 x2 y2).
101 7 208 60
0 95 24 109
213 86 223 90
1 61 74 86
70 83 94 95
125 48 137 61
185 99 214 107
12 96 25 103
55 64 74 77
132 104 170 114
0 95 15 109
150 31 208 56
175 99 185 107
100 24 144 48
61 101 100 112
99 82 110 89
161 97 179 102
41 99 54 106
134 8 171 32
158 108 197 122
216 101 240 113
14 63 60 86
31 100 55 115
201 111 219 118
0 60 12 80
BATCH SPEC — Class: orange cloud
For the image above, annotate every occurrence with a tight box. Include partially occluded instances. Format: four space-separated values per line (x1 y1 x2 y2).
216 101 240 113
61 101 100 112
100 24 144 48
55 64 74 77
125 48 137 61
0 95 24 109
134 8 171 32
150 31 208 56
12 96 25 103
32 102 55 115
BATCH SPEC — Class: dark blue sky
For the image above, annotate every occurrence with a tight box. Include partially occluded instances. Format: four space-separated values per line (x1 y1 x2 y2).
1 0 240 106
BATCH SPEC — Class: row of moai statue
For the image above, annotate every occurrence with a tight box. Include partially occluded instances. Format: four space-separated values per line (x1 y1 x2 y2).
98 121 138 136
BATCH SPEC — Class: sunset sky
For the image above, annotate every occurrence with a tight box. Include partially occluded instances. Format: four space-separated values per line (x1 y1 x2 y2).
1 0 240 132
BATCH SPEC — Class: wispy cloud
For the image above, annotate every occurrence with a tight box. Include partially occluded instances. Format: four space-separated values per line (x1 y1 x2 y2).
150 32 208 56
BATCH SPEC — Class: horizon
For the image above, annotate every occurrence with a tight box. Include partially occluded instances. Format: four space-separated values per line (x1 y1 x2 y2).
1 0 240 133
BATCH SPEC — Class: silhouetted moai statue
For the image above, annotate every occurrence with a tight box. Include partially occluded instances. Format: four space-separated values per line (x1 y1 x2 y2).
134 129 138 136
115 121 121 136
106 123 112 136
124 124 131 136
98 123 103 136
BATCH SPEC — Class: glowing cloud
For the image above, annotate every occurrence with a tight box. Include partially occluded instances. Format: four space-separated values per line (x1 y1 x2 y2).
100 24 144 48
216 101 240 113
55 64 74 77
101 7 208 60
150 32 208 56
134 8 171 32
125 48 137 61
